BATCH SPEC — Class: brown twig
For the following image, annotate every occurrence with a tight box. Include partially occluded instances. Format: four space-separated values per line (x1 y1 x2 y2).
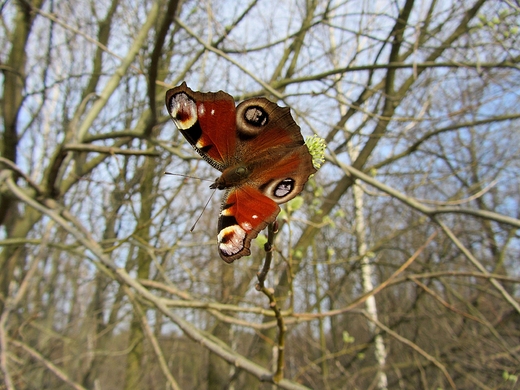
408 276 484 323
360 310 457 390
64 144 160 156
3 176 309 389
293 232 437 320
10 339 87 390
256 221 278 289
256 221 286 381
0 158 45 195
259 286 286 382
125 287 181 390
0 221 54 389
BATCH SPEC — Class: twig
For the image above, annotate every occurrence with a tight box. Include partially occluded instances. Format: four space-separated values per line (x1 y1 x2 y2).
174 17 285 101
64 144 160 156
0 158 45 195
258 286 286 382
391 270 520 284
255 222 286 381
413 179 498 206
360 310 457 390
408 276 484 323
293 232 437 319
0 220 54 389
10 339 87 390
256 222 278 289
330 160 520 314
3 176 310 390
125 287 181 390
433 217 520 315
333 158 520 229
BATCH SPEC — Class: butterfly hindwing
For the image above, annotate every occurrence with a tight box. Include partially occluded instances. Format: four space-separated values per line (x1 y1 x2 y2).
249 145 316 204
217 186 280 262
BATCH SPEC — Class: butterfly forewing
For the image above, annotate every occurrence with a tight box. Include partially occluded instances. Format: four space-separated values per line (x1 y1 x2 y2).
165 82 237 169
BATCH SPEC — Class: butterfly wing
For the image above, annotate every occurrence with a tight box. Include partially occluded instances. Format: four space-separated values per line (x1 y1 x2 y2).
165 82 236 170
233 98 307 157
234 97 316 204
216 98 317 262
217 186 280 262
217 146 315 262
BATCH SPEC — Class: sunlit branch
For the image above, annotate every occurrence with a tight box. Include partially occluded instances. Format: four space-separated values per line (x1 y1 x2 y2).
64 144 160 156
332 157 520 229
2 174 309 390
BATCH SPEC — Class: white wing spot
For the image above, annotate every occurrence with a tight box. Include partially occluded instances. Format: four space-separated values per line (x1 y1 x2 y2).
169 93 197 130
218 225 246 256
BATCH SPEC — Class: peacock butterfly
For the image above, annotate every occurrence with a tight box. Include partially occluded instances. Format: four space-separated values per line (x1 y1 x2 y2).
165 82 316 263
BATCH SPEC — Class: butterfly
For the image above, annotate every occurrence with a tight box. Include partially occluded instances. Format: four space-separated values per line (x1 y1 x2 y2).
165 82 316 263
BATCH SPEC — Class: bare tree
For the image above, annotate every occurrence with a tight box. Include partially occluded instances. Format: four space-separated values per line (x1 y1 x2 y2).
1 0 519 389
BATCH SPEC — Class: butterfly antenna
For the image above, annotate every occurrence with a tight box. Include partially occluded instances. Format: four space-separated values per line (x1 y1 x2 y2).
164 172 214 183
190 187 217 232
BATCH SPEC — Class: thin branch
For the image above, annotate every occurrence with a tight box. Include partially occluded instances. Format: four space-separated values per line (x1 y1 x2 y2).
411 179 498 206
0 220 54 389
125 287 181 390
408 276 484 323
256 222 286 381
10 339 88 390
64 144 160 156
2 175 310 390
274 60 520 89
433 217 520 314
258 285 286 382
371 114 520 171
396 270 520 284
256 222 277 289
74 3 160 142
332 159 520 229
360 310 457 390
294 232 437 320
31 6 137 74
331 160 520 314
174 17 285 101
0 158 45 195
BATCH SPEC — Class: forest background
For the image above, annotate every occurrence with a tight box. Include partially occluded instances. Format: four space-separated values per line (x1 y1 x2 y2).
1 0 519 389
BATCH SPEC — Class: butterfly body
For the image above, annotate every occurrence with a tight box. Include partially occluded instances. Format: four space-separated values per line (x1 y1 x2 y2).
166 82 316 262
